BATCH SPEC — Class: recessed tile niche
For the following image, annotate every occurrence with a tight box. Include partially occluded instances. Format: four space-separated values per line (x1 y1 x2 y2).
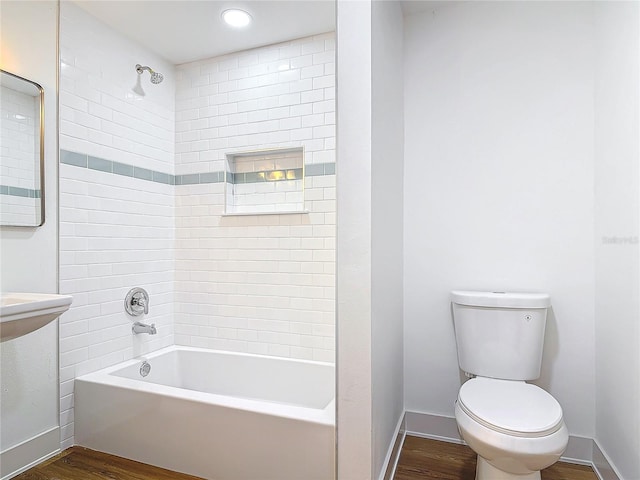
225 147 305 215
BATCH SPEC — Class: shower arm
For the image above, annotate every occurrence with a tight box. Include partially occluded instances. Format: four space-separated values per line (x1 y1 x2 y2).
136 64 155 74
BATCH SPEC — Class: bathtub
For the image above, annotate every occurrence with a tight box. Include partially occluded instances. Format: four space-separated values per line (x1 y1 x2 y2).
75 346 335 480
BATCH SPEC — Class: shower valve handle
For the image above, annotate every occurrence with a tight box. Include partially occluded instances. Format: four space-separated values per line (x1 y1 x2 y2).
135 296 148 314
125 287 149 316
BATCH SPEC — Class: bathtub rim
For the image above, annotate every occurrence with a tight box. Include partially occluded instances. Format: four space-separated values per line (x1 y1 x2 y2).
75 345 335 426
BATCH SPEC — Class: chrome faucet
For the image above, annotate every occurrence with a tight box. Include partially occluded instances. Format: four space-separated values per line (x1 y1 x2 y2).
125 287 149 316
132 321 156 335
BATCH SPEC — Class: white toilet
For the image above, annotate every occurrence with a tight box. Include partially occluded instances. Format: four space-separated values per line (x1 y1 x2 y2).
451 291 569 480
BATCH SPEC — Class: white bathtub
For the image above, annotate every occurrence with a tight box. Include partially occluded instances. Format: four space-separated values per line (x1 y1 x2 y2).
75 346 335 480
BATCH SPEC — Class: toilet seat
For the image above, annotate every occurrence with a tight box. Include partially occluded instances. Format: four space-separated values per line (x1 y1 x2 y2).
458 377 563 438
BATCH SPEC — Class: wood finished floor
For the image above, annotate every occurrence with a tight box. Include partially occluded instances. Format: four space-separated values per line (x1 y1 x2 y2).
394 436 598 480
15 436 598 480
14 447 204 480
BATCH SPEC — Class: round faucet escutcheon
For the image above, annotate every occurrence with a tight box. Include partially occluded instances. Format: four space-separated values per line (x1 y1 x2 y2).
125 287 149 316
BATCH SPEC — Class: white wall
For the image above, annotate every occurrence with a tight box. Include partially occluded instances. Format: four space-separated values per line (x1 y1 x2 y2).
0 0 58 292
174 34 336 362
336 1 406 478
0 1 60 476
371 1 404 478
58 2 175 449
403 1 596 438
336 0 373 477
593 2 640 478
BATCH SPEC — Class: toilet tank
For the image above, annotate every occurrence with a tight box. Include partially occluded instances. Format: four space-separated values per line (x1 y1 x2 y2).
451 291 551 381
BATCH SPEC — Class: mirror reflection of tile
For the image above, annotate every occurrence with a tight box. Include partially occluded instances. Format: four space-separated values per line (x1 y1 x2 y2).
0 70 44 226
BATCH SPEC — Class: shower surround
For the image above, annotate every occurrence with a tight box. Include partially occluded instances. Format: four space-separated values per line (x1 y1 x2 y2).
58 1 335 450
173 35 335 359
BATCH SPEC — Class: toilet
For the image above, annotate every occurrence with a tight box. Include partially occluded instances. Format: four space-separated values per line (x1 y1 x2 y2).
451 291 569 480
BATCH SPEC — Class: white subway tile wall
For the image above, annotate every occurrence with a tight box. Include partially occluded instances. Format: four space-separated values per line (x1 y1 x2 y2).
175 33 335 174
59 4 175 173
58 3 175 449
174 34 335 362
175 176 336 361
58 1 335 450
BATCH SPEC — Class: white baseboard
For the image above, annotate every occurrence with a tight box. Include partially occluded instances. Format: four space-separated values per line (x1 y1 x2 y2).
405 410 464 444
0 427 60 480
379 413 406 480
403 411 622 480
593 440 624 480
562 435 595 466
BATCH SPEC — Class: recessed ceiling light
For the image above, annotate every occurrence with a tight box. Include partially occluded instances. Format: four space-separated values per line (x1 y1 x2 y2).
222 9 252 28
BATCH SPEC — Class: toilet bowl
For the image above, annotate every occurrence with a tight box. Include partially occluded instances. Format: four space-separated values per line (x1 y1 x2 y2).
450 291 569 480
454 377 569 480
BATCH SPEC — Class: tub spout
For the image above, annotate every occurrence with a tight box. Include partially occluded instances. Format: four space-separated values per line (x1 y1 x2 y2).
132 321 156 335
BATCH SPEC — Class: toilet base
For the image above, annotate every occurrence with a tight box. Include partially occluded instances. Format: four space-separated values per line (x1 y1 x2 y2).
476 456 540 480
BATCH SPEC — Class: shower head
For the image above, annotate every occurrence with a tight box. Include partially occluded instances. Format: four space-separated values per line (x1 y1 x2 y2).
136 64 164 84
150 71 164 84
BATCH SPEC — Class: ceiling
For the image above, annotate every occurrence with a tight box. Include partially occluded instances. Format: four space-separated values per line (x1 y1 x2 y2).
74 0 336 65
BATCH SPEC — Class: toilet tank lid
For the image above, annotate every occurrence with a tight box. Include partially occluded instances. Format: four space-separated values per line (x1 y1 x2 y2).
451 291 550 308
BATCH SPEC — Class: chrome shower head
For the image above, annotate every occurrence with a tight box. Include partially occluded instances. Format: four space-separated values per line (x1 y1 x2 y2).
136 64 164 84
150 71 164 84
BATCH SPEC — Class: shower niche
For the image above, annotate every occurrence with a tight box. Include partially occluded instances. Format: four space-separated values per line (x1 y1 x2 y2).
224 147 305 215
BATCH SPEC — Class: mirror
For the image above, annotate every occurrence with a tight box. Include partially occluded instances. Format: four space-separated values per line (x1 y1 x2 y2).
0 70 44 226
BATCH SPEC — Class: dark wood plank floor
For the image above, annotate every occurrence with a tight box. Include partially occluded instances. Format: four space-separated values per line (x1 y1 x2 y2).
14 447 204 480
15 437 598 480
394 436 598 480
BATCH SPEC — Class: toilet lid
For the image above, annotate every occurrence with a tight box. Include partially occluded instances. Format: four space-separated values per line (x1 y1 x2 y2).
458 377 563 437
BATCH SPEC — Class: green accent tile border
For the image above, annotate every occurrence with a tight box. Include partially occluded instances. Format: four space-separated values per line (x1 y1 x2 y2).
0 184 41 199
113 161 133 177
60 150 335 187
305 163 335 176
61 149 177 185
61 150 88 168
153 171 171 185
88 156 112 173
177 173 200 185
133 166 153 181
200 172 222 184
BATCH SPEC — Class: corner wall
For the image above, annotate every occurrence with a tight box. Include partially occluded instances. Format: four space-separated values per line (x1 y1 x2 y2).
372 1 404 478
336 1 373 477
593 2 640 478
336 1 406 478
